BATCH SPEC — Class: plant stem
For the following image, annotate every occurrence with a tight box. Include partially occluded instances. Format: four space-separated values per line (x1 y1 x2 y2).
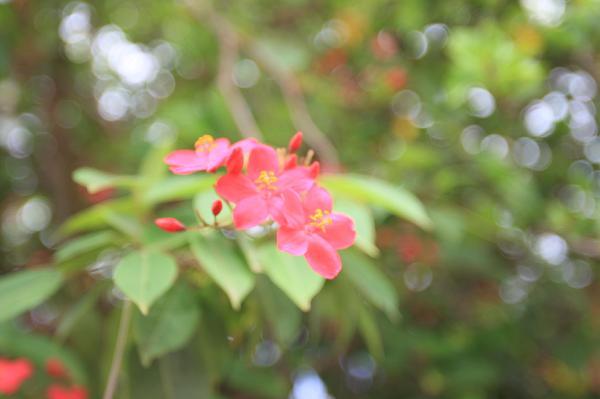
102 301 133 399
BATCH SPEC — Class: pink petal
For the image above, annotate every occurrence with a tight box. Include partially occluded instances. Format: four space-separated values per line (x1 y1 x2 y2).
231 138 261 155
206 139 232 172
303 186 333 214
319 212 356 249
233 195 269 229
215 174 257 203
164 150 208 174
271 189 305 228
304 235 342 279
278 167 315 194
277 227 309 255
247 146 279 179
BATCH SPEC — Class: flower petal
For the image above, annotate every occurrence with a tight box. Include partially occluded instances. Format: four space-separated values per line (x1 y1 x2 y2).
206 139 231 172
277 227 309 255
233 195 269 229
303 185 333 214
319 212 356 249
305 235 342 279
215 174 257 203
248 146 279 179
271 189 305 228
278 167 315 194
164 150 208 174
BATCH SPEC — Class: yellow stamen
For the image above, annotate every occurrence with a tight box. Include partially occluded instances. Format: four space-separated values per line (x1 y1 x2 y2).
254 170 278 191
195 134 216 153
309 208 332 232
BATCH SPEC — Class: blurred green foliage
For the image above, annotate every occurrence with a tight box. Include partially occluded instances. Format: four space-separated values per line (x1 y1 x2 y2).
1 0 600 398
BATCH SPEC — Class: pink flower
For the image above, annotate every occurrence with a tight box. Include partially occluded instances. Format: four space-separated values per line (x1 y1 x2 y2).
47 385 88 399
276 186 355 279
46 358 69 379
164 135 231 174
215 145 315 229
0 358 34 395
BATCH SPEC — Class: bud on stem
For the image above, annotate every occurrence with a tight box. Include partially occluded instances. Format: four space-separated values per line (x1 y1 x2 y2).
154 217 186 233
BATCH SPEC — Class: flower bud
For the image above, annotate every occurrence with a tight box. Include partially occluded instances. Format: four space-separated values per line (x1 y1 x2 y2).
211 200 223 216
227 147 244 174
154 218 186 233
309 161 320 179
284 154 298 170
288 131 303 153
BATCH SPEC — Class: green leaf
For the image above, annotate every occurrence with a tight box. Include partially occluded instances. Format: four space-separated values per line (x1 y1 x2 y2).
143 175 217 206
59 198 136 236
73 167 136 194
113 250 178 315
342 251 399 321
55 231 118 263
189 233 254 310
358 304 384 359
138 138 175 185
55 283 107 342
133 282 200 366
335 199 379 257
0 269 63 322
257 243 324 311
321 173 432 229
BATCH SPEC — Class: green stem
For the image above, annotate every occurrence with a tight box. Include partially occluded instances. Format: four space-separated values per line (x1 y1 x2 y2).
102 301 133 399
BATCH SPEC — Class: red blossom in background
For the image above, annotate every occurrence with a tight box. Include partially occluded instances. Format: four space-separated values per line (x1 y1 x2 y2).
46 358 69 379
276 186 355 279
0 358 34 395
47 384 88 399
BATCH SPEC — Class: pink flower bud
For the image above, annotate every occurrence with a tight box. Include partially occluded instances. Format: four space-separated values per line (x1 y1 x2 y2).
154 218 186 233
211 200 223 216
226 147 244 174
288 131 303 153
284 154 298 170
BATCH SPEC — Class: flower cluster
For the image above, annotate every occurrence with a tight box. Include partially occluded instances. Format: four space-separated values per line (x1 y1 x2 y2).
162 132 356 279
0 357 87 399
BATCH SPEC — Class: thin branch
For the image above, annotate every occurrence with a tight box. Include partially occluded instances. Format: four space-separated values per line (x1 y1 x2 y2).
102 301 133 399
184 0 339 167
186 0 262 140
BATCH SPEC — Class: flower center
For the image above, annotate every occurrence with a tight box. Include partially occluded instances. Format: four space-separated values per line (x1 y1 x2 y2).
308 208 332 232
255 170 278 191
195 135 216 153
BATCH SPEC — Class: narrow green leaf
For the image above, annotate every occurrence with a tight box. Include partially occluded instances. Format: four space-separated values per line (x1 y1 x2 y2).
138 138 175 185
113 250 178 315
358 304 384 359
55 231 117 263
73 167 136 194
55 283 107 342
257 243 324 311
335 199 379 257
143 175 216 206
0 269 63 322
321 173 432 229
59 198 136 236
342 251 399 321
133 283 200 366
189 233 254 310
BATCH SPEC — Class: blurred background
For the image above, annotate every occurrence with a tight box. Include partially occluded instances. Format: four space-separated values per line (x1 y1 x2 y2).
1 0 600 398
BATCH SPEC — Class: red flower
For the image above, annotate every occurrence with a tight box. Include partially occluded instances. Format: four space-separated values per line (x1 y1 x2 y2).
215 145 314 229
164 135 231 174
276 186 355 279
46 358 68 379
0 358 34 395
47 385 88 399
155 217 186 233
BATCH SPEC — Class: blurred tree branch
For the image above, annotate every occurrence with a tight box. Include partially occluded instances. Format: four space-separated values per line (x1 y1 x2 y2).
185 0 339 167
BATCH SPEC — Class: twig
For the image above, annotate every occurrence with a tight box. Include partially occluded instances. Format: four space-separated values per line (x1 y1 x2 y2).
184 0 339 167
102 301 133 399
186 0 263 140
